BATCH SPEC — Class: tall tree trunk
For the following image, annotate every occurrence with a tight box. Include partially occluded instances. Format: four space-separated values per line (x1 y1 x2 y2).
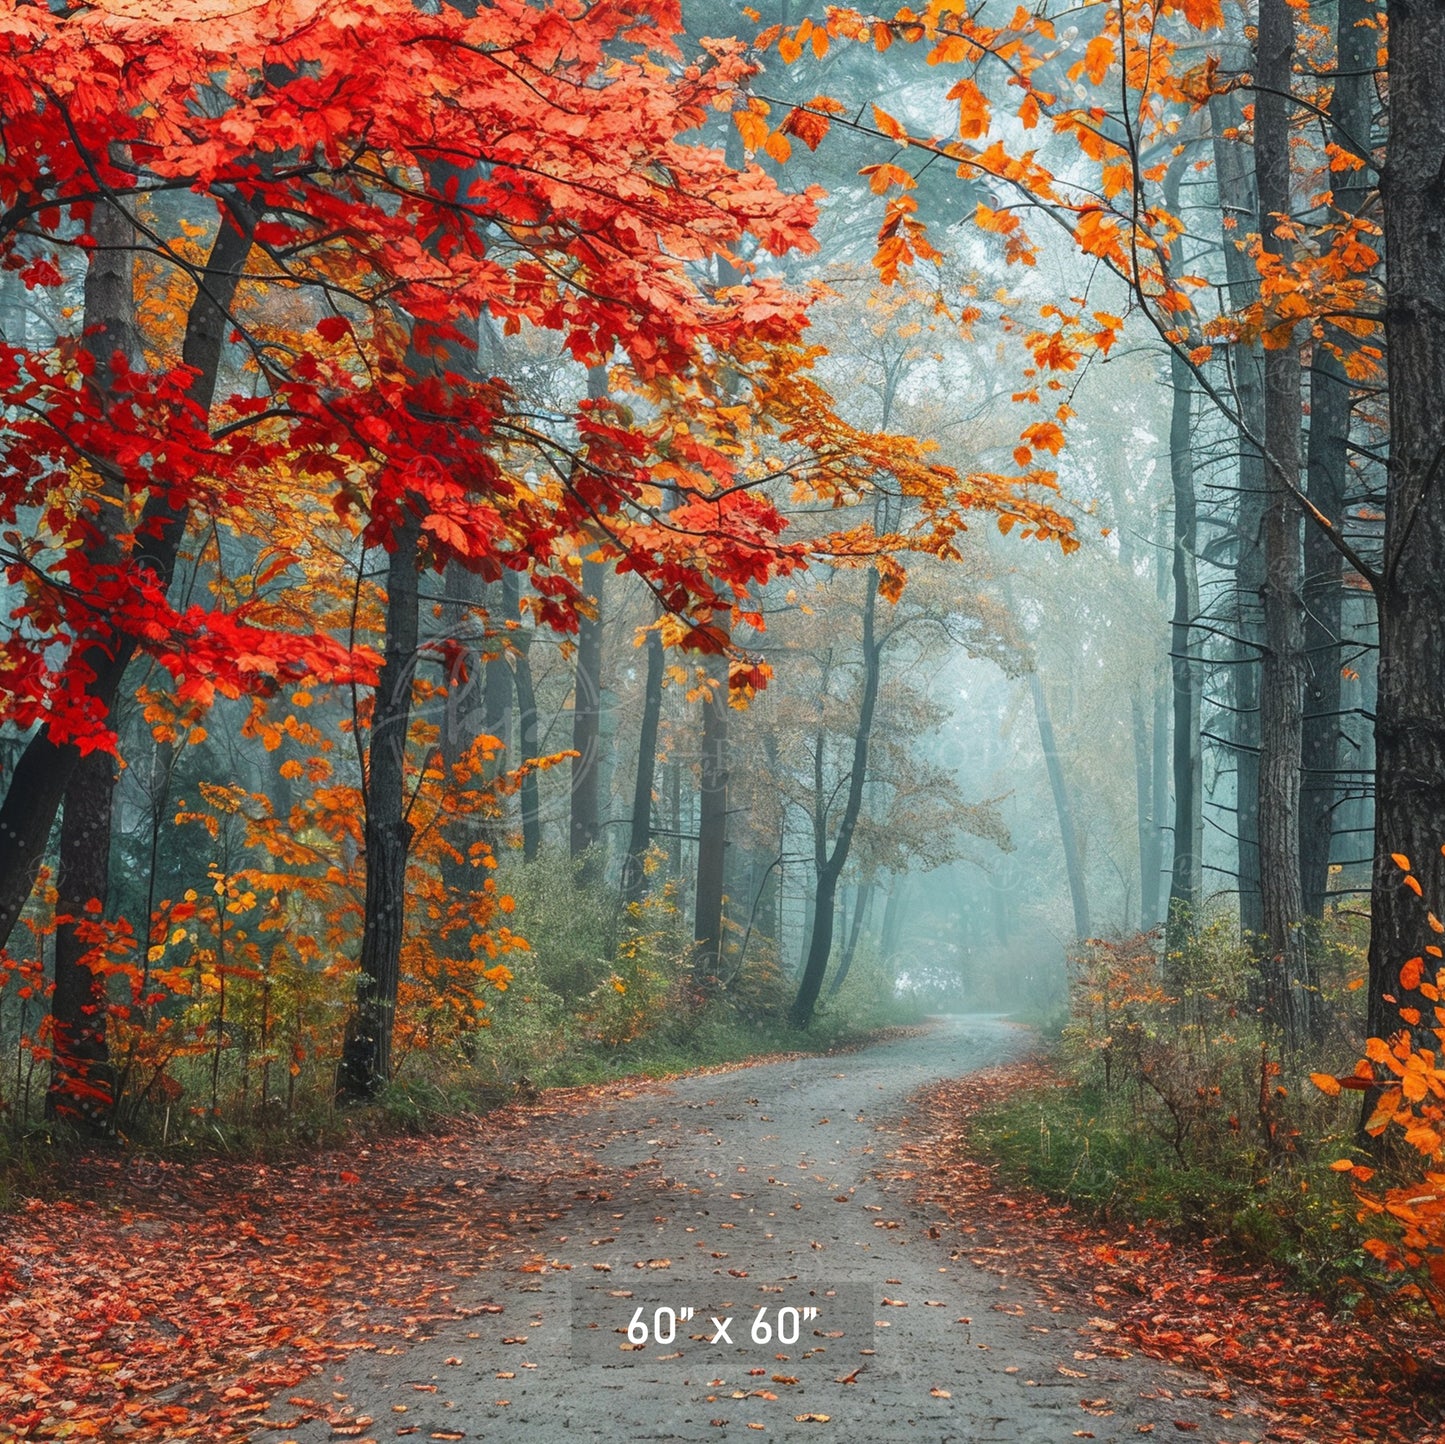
1211 72 1268 940
791 570 883 1026
1119 503 1162 933
479 571 516 853
0 202 253 954
569 554 606 875
1131 688 1156 933
624 621 664 906
1150 665 1169 929
880 882 905 960
439 564 486 898
46 190 142 1127
693 641 729 982
827 878 873 998
1300 0 1373 921
513 620 541 862
1367 7 1445 1051
1164 352 1203 956
337 512 423 1101
1148 522 1170 932
667 754 683 882
569 365 610 880
1029 669 1091 942
1255 0 1311 1046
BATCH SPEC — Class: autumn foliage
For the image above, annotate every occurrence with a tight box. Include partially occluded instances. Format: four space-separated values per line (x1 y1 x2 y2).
1313 853 1445 1314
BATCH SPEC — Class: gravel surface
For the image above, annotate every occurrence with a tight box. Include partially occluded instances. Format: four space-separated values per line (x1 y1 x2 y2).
264 1015 1267 1443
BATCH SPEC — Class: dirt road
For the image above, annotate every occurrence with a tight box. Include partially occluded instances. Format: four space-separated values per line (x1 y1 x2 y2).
265 1016 1265 1443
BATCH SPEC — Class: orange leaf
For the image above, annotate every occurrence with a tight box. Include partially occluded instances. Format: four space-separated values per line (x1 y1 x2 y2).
1083 35 1113 85
871 104 909 142
763 129 792 164
945 77 990 139
781 107 830 151
1168 0 1224 28
860 162 916 194
1310 1073 1343 1098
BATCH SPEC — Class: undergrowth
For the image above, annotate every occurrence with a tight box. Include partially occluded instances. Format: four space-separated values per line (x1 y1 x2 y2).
967 914 1395 1309
0 850 919 1201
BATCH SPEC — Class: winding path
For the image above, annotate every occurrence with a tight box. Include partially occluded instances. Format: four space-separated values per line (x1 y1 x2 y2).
264 1016 1264 1443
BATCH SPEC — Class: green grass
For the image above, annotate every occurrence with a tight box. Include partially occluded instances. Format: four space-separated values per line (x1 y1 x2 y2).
970 1079 1377 1305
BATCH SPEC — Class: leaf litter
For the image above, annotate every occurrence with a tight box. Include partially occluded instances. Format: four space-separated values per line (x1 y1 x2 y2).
891 1057 1445 1443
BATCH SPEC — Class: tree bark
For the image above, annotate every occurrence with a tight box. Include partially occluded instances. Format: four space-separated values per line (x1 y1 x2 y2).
1210 72 1268 940
791 570 883 1026
45 189 143 1127
693 638 729 982
827 878 873 998
1164 354 1203 956
1367 4 1445 1051
880 882 905 960
337 512 423 1101
1300 0 1373 920
624 621 664 906
513 620 541 862
569 554 606 877
0 202 253 955
479 571 516 853
1131 687 1156 932
439 564 486 898
1255 0 1312 1047
1029 668 1091 942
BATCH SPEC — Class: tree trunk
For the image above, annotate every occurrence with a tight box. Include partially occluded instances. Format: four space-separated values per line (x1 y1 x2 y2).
1367 7 1445 1051
1131 687 1156 933
1164 350 1203 958
667 755 683 882
513 620 541 862
337 512 422 1101
827 878 873 998
880 882 905 960
1210 72 1268 940
1029 669 1091 942
46 189 142 1128
479 571 516 852
693 643 729 982
439 564 486 898
624 622 664 906
1150 520 1170 933
49 751 120 1128
0 203 254 955
1300 0 1373 920
791 570 883 1026
1150 664 1169 930
1255 0 1311 1047
569 554 606 878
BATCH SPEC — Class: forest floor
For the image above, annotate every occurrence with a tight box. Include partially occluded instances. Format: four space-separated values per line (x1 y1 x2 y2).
0 1016 1439 1444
